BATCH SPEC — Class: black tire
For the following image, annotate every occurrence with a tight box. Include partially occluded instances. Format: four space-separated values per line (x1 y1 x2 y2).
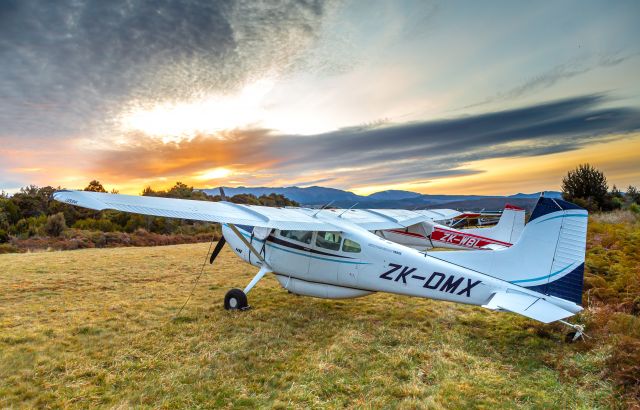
224 288 248 310
565 331 578 343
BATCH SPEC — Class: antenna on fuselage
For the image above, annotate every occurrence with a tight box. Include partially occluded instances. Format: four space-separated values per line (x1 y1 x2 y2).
313 200 335 217
338 203 359 217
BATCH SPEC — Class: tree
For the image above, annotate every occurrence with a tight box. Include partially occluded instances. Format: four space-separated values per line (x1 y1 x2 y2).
84 180 107 192
230 193 261 205
562 164 609 210
44 212 66 237
142 182 213 201
627 186 640 204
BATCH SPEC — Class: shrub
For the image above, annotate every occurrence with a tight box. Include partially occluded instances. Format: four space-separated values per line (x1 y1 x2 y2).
12 215 47 237
630 203 640 215
0 229 9 243
0 243 19 254
610 196 624 210
44 212 66 237
73 218 119 232
606 336 640 403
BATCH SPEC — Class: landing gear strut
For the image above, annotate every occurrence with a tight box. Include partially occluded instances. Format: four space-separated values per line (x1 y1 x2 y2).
559 320 588 343
223 265 271 310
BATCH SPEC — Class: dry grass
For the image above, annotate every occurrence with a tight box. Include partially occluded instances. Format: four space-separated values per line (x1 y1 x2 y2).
0 244 620 408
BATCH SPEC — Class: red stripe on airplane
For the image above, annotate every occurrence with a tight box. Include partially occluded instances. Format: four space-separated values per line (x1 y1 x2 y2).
388 229 426 238
505 203 524 211
430 227 512 248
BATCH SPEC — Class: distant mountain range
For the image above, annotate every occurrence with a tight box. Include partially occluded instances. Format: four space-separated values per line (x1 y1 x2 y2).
200 186 562 211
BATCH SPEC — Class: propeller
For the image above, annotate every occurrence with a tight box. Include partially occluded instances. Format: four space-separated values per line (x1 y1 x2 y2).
209 236 226 264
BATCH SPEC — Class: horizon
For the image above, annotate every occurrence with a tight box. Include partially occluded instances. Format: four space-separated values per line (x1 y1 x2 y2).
1 1 639 195
1 179 563 199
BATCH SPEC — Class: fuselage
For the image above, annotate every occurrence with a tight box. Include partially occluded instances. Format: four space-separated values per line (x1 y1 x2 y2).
221 217 550 309
379 222 513 250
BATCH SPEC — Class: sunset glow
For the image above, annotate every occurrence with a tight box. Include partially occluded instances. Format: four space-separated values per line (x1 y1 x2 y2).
193 167 233 181
1 1 639 195
118 79 275 143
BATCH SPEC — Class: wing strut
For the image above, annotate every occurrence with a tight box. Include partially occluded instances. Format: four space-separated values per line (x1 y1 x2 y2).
226 223 272 294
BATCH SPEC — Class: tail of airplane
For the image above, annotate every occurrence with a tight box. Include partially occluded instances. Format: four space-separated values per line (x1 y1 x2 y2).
463 204 525 244
432 197 588 306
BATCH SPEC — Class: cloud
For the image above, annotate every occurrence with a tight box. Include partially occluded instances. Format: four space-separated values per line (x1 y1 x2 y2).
0 0 329 138
459 53 639 110
90 94 640 188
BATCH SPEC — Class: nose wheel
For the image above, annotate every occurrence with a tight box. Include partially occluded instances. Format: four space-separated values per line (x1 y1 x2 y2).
224 288 249 310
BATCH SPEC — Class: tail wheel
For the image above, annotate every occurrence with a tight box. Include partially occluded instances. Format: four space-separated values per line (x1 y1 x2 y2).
565 331 578 343
224 288 248 310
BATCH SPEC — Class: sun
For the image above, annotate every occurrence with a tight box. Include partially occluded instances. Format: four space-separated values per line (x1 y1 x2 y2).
194 167 233 181
118 79 275 143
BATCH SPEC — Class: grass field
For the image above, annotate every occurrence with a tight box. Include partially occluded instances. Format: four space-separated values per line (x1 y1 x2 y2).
0 243 621 408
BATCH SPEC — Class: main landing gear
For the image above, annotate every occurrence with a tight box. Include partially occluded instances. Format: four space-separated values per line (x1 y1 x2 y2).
223 265 272 310
211 193 273 311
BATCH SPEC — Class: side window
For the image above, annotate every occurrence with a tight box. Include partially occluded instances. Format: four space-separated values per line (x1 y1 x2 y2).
342 239 361 253
316 231 342 251
280 230 313 244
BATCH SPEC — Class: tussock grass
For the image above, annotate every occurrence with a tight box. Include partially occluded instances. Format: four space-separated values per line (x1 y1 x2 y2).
0 244 619 408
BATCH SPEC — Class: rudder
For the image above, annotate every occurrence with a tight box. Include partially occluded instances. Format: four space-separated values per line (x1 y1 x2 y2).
431 197 588 306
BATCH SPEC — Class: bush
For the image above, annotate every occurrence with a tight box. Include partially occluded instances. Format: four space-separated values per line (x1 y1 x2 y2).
606 336 640 403
11 215 47 237
0 243 19 254
44 212 66 237
73 218 119 232
630 203 640 215
0 229 9 243
611 196 624 210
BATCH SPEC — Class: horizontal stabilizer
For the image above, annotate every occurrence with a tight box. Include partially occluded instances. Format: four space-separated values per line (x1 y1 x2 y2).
483 291 575 323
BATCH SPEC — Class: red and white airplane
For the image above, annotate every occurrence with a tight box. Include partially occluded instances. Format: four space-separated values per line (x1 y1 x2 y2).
375 204 525 250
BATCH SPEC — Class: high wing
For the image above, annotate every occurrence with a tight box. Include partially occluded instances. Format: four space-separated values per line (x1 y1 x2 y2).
309 208 431 230
53 190 440 231
54 190 336 230
414 209 463 222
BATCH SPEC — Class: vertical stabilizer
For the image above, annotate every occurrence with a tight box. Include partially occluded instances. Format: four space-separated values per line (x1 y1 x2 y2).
431 197 588 305
463 204 525 244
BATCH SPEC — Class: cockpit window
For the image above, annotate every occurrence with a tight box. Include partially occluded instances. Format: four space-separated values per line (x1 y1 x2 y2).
342 239 361 253
280 230 313 244
316 231 342 251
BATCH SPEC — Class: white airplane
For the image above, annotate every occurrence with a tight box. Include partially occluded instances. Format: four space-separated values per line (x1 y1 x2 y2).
374 204 525 250
53 190 588 340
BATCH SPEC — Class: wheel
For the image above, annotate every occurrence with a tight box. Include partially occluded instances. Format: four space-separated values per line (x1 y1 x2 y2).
565 331 578 343
224 288 248 310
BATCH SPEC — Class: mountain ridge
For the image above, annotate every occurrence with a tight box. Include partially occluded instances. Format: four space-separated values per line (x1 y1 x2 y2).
200 186 562 209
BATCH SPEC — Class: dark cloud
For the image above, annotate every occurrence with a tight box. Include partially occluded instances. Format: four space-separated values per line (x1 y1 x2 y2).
93 94 640 187
0 0 328 137
269 94 639 168
460 53 639 110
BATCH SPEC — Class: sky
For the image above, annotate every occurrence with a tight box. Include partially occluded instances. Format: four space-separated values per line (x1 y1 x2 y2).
1 0 639 196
